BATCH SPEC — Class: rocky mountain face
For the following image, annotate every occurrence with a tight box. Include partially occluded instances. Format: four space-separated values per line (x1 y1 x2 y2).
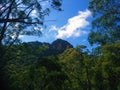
22 39 73 56
50 39 73 54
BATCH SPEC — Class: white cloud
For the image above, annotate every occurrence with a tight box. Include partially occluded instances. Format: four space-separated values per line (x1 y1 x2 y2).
49 25 58 31
34 27 43 31
41 1 49 9
31 1 49 17
11 33 24 39
19 35 24 38
50 9 91 39
31 10 37 17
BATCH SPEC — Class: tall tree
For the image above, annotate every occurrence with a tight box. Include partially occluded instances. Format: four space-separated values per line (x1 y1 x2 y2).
0 0 62 45
0 1 62 88
88 0 120 45
92 42 120 90
59 47 93 90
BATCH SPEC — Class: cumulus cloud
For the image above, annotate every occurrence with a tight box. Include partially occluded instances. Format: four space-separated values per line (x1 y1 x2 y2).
11 33 24 39
49 25 58 31
31 10 37 17
50 9 91 39
41 0 50 9
19 35 24 38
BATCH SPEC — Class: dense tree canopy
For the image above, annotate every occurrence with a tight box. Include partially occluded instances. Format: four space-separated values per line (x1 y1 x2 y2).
0 39 120 90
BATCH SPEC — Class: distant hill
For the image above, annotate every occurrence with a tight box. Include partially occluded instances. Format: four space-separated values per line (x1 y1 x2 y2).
23 41 50 47
22 39 73 56
50 39 73 54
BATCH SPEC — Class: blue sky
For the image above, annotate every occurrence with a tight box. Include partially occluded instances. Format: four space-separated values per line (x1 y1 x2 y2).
21 0 93 48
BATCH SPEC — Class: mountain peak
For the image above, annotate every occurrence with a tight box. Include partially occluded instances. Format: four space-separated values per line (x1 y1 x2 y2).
50 39 73 54
22 39 73 56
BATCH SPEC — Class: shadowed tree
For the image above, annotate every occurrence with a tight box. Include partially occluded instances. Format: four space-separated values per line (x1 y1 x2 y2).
92 42 120 90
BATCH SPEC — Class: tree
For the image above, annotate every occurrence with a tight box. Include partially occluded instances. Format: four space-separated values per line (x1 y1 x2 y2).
0 0 62 45
2 44 68 90
59 47 93 90
90 42 120 90
100 42 120 90
0 1 62 88
59 48 82 90
88 1 120 89
88 0 120 45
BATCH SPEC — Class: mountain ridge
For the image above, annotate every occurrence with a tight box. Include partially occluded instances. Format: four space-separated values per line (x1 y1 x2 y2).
22 39 73 56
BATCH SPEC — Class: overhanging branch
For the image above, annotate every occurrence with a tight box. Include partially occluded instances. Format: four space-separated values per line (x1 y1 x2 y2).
0 18 43 24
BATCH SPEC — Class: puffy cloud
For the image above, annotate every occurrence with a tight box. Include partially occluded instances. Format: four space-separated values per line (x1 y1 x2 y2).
19 35 24 38
11 33 24 39
50 9 91 39
49 25 58 31
41 0 50 9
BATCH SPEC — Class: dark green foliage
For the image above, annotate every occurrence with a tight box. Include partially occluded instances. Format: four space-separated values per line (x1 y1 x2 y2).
88 1 120 89
59 47 93 90
88 0 120 45
0 39 70 90
0 1 62 88
0 39 120 90
91 42 120 90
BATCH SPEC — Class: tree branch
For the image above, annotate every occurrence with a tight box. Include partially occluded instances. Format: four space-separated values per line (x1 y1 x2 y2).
0 18 43 24
0 0 15 44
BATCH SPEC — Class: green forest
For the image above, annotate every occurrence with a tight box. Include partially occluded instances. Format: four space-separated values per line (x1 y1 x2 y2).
0 0 120 90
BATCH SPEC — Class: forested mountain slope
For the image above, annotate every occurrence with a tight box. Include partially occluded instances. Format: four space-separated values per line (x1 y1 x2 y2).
0 39 120 90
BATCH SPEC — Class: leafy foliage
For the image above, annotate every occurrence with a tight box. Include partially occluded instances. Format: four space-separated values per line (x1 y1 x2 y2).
0 0 62 45
0 39 120 90
88 0 120 45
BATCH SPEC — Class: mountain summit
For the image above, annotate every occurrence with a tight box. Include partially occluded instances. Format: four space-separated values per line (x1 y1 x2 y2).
50 39 73 53
22 39 73 56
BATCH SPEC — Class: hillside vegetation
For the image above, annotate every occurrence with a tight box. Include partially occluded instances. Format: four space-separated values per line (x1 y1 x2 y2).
0 39 120 90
